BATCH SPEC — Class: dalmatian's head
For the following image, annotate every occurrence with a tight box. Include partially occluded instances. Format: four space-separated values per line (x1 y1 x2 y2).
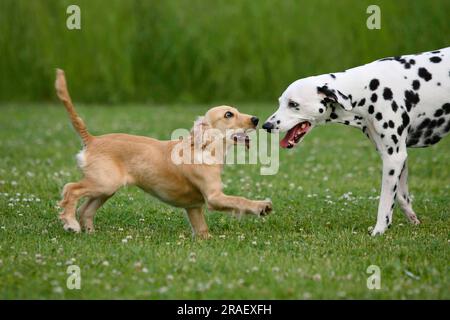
262 77 353 148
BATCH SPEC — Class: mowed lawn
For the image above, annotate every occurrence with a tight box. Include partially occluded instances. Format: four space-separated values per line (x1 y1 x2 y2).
0 104 448 299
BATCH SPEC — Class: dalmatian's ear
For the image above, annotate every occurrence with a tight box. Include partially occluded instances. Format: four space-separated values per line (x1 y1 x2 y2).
317 85 353 111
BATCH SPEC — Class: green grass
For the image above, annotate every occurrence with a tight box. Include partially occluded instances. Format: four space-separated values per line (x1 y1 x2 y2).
0 104 449 299
1 0 450 103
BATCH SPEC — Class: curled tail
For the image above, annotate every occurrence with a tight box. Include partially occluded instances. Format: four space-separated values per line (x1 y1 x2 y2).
55 69 92 144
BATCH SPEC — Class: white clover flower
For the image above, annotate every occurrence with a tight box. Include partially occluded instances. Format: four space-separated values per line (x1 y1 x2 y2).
312 273 322 281
158 286 168 293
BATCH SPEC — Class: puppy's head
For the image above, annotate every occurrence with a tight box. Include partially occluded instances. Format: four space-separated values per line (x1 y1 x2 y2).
262 78 352 149
192 106 258 149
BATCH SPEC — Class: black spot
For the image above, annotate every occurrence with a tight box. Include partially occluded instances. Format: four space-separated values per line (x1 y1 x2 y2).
319 108 324 113
375 112 383 121
371 94 378 103
401 112 410 128
389 169 395 176
412 80 420 90
418 118 430 130
330 74 336 79
434 109 443 117
387 147 393 155
430 56 442 63
380 134 385 139
418 67 432 81
276 120 280 124
428 119 437 129
404 90 420 111
409 59 416 65
437 117 445 127
388 120 395 128
391 101 398 112
429 135 441 145
383 88 392 100
368 105 374 114
317 86 338 101
337 90 348 100
445 121 450 133
443 103 450 114
397 125 404 136
431 50 440 54
383 122 388 129
358 98 366 106
437 82 441 86
424 130 433 137
391 134 398 144
344 120 350 125
330 113 338 119
407 138 418 146
369 79 380 91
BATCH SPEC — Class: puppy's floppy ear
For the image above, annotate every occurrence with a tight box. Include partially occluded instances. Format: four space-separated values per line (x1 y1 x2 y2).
317 85 353 111
191 116 212 149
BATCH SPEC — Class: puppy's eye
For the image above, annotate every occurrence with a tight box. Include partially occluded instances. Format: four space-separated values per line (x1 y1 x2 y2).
288 101 299 108
224 111 234 118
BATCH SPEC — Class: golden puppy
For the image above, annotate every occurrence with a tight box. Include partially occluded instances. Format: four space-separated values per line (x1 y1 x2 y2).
55 69 272 239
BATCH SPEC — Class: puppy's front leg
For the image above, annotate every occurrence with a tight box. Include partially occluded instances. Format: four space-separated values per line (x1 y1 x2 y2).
206 191 272 216
186 207 211 239
371 151 407 236
189 165 272 216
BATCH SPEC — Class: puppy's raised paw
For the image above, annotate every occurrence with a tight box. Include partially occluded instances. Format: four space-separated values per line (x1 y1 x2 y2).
255 199 272 216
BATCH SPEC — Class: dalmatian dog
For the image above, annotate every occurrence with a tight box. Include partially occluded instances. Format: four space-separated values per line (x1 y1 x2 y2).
262 47 450 236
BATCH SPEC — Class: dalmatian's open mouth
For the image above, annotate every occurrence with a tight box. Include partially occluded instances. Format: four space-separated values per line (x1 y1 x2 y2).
280 121 312 149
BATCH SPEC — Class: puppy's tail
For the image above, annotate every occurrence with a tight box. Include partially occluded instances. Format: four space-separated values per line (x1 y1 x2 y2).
55 69 92 145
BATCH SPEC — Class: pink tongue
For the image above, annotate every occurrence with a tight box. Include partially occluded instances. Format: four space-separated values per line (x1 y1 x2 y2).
280 124 301 148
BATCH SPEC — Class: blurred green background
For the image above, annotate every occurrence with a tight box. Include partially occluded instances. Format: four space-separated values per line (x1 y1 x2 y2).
1 0 449 104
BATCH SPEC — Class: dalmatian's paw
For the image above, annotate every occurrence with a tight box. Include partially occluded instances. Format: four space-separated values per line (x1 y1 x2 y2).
369 224 387 236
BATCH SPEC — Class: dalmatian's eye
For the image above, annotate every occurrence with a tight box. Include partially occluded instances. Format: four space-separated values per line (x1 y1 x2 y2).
288 101 299 108
224 111 234 118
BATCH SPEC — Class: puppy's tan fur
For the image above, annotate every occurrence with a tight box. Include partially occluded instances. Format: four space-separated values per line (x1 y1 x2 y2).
55 69 272 238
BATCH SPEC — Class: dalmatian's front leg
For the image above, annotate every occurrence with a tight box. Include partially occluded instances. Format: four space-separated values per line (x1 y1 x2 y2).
371 150 407 236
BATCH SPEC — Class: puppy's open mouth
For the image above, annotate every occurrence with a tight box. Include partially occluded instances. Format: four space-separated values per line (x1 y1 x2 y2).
231 132 250 149
280 121 312 149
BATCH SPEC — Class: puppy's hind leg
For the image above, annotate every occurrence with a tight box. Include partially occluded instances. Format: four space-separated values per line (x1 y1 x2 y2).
186 206 211 239
397 162 420 225
59 180 90 232
79 194 113 233
59 178 116 233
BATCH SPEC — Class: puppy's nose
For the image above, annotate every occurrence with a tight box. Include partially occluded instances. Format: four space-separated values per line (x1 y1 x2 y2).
262 122 274 132
251 116 259 126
